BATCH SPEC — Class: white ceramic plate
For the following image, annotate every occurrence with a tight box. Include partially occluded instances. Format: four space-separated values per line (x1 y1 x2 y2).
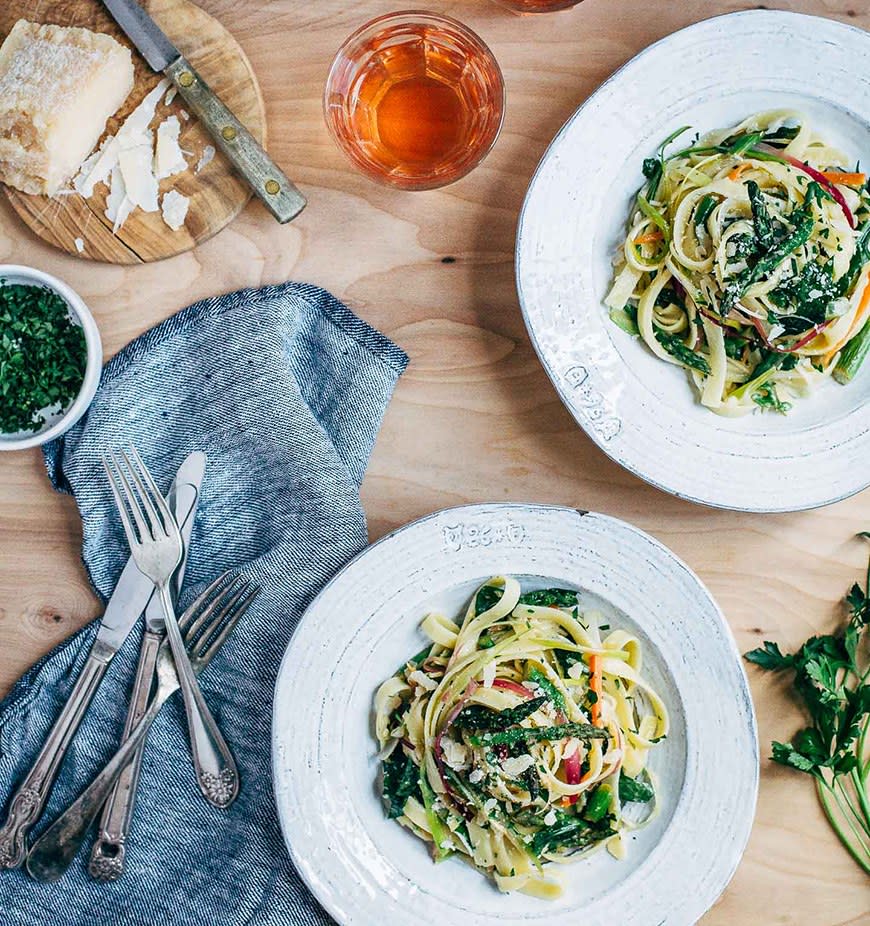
272 504 757 926
516 10 870 512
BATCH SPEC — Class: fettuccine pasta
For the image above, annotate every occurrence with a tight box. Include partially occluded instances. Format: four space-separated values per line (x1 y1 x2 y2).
374 577 667 898
606 111 870 415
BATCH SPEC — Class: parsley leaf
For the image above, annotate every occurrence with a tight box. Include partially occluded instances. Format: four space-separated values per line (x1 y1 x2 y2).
769 260 839 333
618 772 655 803
455 696 548 732
752 383 791 414
518 588 578 608
381 750 420 819
475 585 503 616
745 640 794 670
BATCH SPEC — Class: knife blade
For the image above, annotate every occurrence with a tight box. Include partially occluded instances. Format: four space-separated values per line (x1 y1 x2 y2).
100 0 306 224
0 450 206 870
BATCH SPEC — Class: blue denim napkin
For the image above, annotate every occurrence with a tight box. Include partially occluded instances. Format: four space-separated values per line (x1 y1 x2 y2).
0 282 407 925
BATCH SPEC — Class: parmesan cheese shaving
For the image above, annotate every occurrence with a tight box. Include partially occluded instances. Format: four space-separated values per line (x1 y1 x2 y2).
104 164 133 233
501 754 535 778
161 189 189 232
154 115 187 179
118 138 158 213
195 145 215 173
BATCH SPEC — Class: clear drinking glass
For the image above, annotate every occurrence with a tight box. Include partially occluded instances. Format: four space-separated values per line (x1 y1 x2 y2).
324 11 505 191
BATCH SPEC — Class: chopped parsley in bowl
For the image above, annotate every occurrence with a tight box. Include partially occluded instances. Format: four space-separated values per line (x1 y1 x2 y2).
0 266 101 450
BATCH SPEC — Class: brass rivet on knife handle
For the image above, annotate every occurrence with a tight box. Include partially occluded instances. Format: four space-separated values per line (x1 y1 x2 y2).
165 56 306 225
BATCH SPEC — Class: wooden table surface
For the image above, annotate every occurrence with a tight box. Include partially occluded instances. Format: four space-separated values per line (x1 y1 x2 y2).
1 0 868 922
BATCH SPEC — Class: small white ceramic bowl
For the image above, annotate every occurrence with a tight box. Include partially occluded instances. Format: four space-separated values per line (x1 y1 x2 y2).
0 265 102 451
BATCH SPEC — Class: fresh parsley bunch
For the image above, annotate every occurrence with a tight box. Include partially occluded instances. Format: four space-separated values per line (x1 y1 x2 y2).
746 534 870 875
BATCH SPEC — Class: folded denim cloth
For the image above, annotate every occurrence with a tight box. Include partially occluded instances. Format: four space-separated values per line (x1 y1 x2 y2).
0 282 407 925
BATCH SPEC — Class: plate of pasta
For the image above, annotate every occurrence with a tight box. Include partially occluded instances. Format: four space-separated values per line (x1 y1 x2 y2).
516 10 870 511
272 504 757 926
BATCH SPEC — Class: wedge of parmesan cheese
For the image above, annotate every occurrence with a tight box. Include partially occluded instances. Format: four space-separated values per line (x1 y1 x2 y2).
0 20 134 195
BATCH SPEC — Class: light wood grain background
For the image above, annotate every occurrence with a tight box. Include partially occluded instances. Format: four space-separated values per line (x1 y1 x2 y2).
0 0 868 922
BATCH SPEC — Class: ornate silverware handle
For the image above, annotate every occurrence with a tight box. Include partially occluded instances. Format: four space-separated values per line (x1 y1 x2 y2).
25 688 166 883
89 630 161 882
0 641 113 869
165 56 307 224
158 585 239 808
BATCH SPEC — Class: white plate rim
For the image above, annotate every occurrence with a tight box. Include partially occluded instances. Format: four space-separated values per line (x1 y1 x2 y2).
515 9 870 513
272 503 759 926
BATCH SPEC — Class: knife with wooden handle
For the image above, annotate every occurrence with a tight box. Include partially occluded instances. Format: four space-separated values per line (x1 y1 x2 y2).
101 0 306 224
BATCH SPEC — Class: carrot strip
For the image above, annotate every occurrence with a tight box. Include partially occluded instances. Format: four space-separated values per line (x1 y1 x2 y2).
823 272 870 367
633 231 663 246
728 162 753 181
821 171 867 187
589 654 603 727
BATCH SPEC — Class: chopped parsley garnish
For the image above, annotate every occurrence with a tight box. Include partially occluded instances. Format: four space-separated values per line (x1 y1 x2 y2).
475 585 503 615
455 696 548 732
0 282 87 434
769 259 839 333
752 383 791 414
518 588 578 608
381 749 420 819
618 772 655 804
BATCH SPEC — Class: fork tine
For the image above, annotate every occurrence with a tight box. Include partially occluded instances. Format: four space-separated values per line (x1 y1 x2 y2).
188 583 248 646
196 586 259 666
121 448 165 540
177 571 236 633
103 454 144 548
130 447 179 540
111 450 153 543
184 577 244 642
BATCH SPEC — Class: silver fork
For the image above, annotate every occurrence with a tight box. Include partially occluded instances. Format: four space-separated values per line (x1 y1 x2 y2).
103 448 239 808
25 572 259 883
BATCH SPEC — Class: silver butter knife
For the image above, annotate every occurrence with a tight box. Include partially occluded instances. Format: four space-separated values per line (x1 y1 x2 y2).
101 0 306 224
88 459 204 881
0 452 205 870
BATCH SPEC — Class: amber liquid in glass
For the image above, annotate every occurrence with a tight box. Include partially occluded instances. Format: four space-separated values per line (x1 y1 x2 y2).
326 16 504 189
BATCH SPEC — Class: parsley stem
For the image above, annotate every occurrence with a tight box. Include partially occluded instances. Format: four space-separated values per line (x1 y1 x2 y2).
818 777 870 873
851 767 870 831
833 774 870 840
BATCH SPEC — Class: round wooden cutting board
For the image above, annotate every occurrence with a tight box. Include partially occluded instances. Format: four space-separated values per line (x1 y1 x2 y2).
0 0 267 263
